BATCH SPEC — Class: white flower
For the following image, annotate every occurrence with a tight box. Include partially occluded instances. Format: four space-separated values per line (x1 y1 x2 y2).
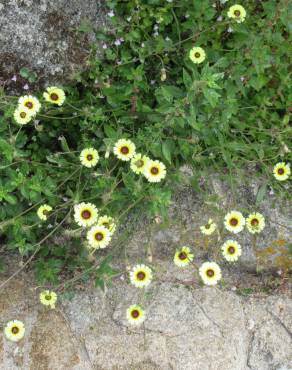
107 10 115 17
102 44 108 49
114 39 121 46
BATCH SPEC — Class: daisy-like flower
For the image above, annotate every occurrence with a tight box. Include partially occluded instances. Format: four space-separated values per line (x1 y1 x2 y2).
130 153 150 174
4 320 25 342
126 304 145 325
227 4 246 23
273 162 290 181
199 262 222 286
80 148 99 168
13 107 33 125
173 246 194 267
189 47 206 64
143 160 166 183
87 224 111 249
224 211 245 234
200 219 217 235
97 215 116 233
221 240 242 262
73 202 98 227
39 290 58 309
113 139 136 161
43 87 66 106
246 212 265 234
129 264 153 288
18 95 41 115
37 204 52 221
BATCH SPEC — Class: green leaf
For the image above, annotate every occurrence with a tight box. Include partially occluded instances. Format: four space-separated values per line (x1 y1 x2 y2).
256 184 267 206
162 140 173 164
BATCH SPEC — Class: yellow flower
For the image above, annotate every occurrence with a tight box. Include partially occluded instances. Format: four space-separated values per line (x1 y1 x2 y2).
97 215 116 233
37 204 52 221
200 219 217 235
143 160 166 183
173 246 194 267
80 148 99 168
113 139 136 161
224 211 245 234
43 87 66 106
227 4 246 23
246 212 265 234
39 290 58 309
130 153 150 174
13 107 33 125
18 95 41 115
4 320 25 342
87 225 111 249
221 240 242 262
126 304 145 325
189 47 206 64
273 162 290 181
74 202 98 227
129 264 152 288
199 262 222 286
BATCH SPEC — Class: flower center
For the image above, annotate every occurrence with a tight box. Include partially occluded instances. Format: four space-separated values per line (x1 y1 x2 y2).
87 154 93 161
135 159 144 168
120 146 129 154
102 222 109 228
251 218 259 226
137 271 146 280
205 223 211 229
277 168 284 175
95 232 104 241
81 210 91 219
228 246 235 254
195 52 201 58
178 252 187 260
206 269 215 277
50 93 59 101
234 10 241 17
20 112 26 118
150 166 159 175
25 101 33 109
45 295 51 300
11 326 19 334
131 309 139 318
230 218 238 226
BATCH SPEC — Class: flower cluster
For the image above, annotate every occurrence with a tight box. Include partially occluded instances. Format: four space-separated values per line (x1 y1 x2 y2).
13 87 65 125
73 202 116 251
113 139 167 183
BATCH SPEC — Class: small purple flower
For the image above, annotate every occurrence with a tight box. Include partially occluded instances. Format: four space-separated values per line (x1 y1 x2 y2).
114 39 121 46
23 83 29 90
102 43 108 49
11 75 17 82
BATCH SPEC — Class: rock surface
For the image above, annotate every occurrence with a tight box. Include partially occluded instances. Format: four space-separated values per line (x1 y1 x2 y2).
0 0 106 87
0 270 291 370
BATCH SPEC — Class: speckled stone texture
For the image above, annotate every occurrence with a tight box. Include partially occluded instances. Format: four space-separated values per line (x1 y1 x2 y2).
0 0 106 86
0 271 291 370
